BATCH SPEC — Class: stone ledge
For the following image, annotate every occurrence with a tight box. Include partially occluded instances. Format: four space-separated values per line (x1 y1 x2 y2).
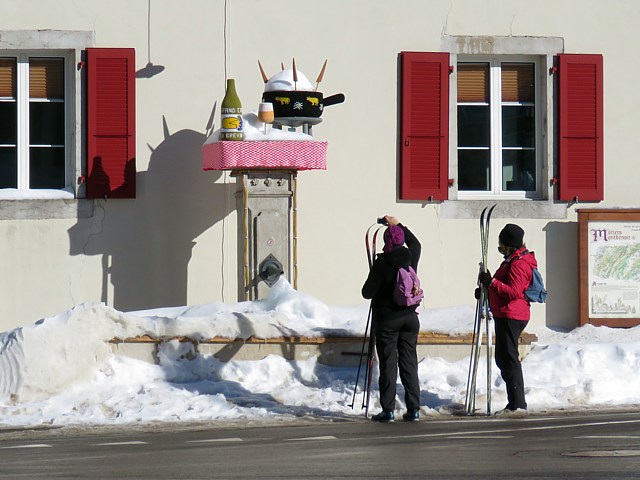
108 332 537 366
109 332 538 346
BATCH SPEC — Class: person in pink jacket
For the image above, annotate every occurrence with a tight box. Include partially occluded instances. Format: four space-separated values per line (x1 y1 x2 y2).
479 223 537 413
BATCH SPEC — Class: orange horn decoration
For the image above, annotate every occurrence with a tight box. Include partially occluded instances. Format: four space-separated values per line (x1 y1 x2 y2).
258 60 268 83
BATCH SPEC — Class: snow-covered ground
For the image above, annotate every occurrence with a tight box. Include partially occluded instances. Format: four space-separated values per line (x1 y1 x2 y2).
1 278 639 428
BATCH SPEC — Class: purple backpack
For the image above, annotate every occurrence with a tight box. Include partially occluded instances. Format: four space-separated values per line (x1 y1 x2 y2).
393 266 424 307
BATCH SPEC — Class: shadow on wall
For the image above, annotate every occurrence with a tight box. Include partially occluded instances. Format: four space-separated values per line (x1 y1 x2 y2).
68 118 233 311
544 221 579 330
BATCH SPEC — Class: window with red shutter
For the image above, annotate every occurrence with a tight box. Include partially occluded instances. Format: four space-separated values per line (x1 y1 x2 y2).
0 55 67 190
558 54 603 202
400 52 450 201
86 48 136 198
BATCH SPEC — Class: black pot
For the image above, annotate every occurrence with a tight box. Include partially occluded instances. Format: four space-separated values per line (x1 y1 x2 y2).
261 91 345 119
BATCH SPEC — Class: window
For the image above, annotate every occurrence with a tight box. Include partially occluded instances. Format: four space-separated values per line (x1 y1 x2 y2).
0 55 67 190
457 58 539 198
400 38 603 211
0 31 136 204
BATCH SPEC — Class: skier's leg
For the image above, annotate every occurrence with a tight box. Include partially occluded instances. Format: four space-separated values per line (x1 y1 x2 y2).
495 317 528 410
376 326 400 412
397 315 420 412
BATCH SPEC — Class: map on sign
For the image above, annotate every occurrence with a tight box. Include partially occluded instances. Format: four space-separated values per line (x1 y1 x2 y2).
588 221 640 318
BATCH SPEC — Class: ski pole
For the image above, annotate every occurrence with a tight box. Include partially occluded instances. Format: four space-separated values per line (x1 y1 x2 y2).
348 303 372 409
362 323 375 414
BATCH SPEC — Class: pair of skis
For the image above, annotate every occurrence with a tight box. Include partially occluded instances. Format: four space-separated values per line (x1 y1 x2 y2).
348 223 384 417
465 204 496 416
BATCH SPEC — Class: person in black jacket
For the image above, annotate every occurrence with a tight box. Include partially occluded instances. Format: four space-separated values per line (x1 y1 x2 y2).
362 215 422 422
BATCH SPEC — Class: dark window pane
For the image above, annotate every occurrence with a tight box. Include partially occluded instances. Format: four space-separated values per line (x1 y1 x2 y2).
29 146 65 189
502 105 535 147
458 105 490 147
30 102 64 145
0 147 17 188
502 150 536 191
0 102 17 144
458 149 491 191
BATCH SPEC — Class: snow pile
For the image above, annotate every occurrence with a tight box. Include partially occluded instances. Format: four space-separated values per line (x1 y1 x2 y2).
1 277 639 428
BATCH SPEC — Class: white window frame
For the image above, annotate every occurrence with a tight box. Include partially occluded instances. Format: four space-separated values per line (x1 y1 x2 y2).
441 35 568 220
6 52 72 191
0 30 94 219
456 55 542 201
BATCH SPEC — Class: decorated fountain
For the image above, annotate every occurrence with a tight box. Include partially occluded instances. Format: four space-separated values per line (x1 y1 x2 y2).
202 60 344 300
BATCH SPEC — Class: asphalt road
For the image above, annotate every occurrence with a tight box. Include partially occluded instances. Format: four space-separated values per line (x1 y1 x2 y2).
1 410 639 479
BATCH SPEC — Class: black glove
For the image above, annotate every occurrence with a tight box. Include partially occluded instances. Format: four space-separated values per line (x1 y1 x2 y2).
474 287 480 300
478 270 492 287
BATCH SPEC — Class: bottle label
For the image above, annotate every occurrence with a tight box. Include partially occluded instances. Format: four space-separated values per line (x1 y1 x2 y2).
220 112 244 141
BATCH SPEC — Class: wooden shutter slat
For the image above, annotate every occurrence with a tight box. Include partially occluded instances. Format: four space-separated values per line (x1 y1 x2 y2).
558 54 603 202
0 58 16 98
86 48 136 198
400 52 450 201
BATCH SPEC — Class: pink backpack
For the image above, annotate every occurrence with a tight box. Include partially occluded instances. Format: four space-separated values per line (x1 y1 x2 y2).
393 266 424 307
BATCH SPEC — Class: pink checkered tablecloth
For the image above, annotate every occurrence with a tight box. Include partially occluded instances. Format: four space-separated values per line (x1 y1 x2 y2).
202 141 327 171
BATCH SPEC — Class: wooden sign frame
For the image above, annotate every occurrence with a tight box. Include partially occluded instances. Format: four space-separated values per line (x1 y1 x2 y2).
578 209 640 327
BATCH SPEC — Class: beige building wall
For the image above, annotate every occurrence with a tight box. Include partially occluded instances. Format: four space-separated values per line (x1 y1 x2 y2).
1 0 638 331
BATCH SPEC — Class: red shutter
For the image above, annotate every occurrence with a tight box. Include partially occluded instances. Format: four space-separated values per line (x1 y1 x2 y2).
400 52 449 201
86 48 136 198
558 54 603 202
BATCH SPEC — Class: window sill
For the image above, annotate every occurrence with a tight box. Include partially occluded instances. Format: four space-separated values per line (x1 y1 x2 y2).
0 198 94 220
439 199 569 219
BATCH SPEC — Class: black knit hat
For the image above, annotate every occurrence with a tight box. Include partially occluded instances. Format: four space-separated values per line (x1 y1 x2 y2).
499 224 525 248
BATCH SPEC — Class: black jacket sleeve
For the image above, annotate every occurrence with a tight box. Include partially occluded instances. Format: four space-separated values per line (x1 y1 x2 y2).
400 224 421 270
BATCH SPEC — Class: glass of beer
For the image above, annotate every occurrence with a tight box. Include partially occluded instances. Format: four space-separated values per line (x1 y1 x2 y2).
258 102 274 135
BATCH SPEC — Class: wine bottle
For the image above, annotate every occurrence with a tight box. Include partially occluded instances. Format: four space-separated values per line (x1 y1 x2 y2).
220 78 244 141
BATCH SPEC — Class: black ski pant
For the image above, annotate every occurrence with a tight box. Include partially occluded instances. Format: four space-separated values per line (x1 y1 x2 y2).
374 313 421 413
494 316 529 410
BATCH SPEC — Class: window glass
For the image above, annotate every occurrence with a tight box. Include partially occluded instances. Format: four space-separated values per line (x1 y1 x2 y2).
458 106 490 146
0 55 66 191
457 59 537 195
0 58 17 188
0 58 16 98
30 102 65 145
502 63 534 103
502 105 535 147
29 58 64 99
0 148 17 188
502 150 535 191
0 102 17 144
30 147 65 189
459 150 490 191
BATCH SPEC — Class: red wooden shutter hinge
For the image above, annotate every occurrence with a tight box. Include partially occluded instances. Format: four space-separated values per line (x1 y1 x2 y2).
448 178 455 187
77 61 85 70
449 65 454 74
78 175 86 185
550 178 558 186
549 66 558 75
